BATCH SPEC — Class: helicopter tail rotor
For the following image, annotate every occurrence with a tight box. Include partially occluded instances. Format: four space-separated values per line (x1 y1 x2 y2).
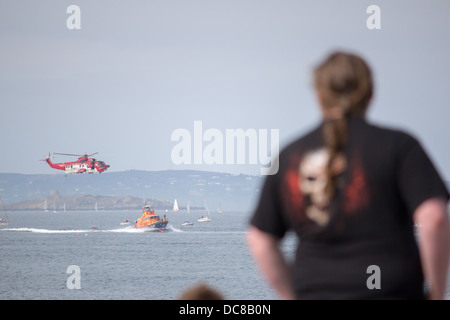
40 152 52 162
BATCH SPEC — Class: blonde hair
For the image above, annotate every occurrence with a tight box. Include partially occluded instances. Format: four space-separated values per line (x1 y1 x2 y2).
314 51 373 200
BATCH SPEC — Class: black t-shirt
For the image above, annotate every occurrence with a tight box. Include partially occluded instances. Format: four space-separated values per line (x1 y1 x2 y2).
250 116 449 299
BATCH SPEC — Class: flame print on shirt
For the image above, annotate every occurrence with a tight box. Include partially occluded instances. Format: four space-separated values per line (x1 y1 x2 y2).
281 154 304 216
282 148 368 227
343 157 369 213
284 169 304 210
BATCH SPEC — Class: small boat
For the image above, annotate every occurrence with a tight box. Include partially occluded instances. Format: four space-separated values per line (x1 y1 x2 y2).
181 221 193 226
198 200 211 222
90 225 98 230
1 198 9 225
120 220 132 225
135 205 168 232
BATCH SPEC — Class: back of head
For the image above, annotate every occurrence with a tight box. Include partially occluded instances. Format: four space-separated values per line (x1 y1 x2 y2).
313 51 373 201
178 283 224 300
314 51 373 117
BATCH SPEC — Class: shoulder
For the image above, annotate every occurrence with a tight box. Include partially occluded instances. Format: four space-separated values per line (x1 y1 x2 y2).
358 118 422 151
280 123 324 160
269 123 323 187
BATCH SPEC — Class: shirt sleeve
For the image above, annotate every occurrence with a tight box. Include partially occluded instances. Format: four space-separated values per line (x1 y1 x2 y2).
397 136 449 215
249 172 288 238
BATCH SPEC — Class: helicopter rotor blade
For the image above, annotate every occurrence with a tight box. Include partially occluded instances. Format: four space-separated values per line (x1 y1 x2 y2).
53 152 99 158
53 153 82 157
86 152 98 157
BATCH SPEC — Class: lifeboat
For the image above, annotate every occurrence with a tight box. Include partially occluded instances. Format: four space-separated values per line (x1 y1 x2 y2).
135 205 168 232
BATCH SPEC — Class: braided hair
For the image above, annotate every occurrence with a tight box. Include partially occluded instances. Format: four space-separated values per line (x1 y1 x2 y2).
314 52 373 201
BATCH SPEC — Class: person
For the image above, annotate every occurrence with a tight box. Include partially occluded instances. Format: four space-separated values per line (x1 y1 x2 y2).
178 283 224 300
247 51 450 300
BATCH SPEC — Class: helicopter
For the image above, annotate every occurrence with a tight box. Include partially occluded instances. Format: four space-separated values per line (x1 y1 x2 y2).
42 152 110 175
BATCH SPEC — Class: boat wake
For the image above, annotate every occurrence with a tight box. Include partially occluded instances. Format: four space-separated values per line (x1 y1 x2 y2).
0 227 90 234
102 227 146 233
1 224 183 234
166 224 183 233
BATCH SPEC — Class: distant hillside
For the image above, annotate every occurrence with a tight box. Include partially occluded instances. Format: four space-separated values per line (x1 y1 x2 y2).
4 190 174 211
0 170 265 211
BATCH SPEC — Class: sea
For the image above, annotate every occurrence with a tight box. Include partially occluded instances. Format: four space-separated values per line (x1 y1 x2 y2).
1 209 449 300
0 209 294 300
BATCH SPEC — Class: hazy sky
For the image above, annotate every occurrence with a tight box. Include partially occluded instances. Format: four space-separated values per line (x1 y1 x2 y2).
1 1 449 179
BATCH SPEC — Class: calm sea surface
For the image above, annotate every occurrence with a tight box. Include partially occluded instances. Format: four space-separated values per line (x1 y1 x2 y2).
1 210 448 300
0 209 292 300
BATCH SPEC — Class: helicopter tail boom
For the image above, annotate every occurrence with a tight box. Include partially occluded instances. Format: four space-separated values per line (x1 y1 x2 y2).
41 154 65 171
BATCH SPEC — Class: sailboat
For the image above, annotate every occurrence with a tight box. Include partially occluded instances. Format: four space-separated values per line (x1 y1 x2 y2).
53 202 58 214
198 200 211 222
173 199 179 212
217 200 223 213
187 201 191 214
44 199 48 212
0 198 9 226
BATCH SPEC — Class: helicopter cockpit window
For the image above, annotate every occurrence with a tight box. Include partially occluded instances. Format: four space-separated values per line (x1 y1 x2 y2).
80 159 87 163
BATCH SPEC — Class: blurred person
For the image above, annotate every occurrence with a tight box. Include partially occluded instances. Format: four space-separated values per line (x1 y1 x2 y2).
178 283 224 300
247 51 450 299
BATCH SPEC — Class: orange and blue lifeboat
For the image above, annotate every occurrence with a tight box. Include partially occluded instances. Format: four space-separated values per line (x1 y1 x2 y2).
135 205 168 232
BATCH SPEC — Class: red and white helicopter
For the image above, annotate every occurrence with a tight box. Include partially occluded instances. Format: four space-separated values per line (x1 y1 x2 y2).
42 152 110 175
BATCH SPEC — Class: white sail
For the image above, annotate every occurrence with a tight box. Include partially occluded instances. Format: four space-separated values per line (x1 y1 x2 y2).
173 199 179 212
0 198 9 225
187 201 191 213
44 199 48 212
198 200 211 222
218 200 223 213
